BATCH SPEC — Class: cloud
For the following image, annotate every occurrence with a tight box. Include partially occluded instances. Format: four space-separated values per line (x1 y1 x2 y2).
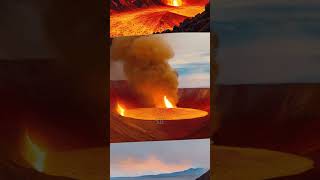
171 52 210 66
162 33 210 55
213 0 320 84
110 139 210 177
111 155 191 177
174 62 210 88
110 33 210 87
179 72 210 88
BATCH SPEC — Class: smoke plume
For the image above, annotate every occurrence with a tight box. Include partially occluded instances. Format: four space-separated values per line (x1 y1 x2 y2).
111 35 179 107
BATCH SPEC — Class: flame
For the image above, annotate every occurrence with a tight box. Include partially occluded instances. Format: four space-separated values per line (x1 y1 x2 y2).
164 0 182 6
164 96 175 108
117 103 125 116
24 133 46 172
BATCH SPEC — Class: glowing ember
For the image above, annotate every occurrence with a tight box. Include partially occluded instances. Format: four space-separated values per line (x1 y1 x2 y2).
117 103 125 116
120 108 208 121
164 96 175 108
24 133 46 172
164 0 183 6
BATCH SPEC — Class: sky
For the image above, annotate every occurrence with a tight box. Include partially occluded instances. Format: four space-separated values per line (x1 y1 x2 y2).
110 33 210 88
211 0 320 84
110 138 210 177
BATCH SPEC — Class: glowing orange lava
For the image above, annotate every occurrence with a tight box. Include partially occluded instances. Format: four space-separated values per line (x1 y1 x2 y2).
24 133 46 172
117 103 125 116
110 6 205 37
115 96 208 120
119 108 208 120
164 0 183 7
164 96 175 108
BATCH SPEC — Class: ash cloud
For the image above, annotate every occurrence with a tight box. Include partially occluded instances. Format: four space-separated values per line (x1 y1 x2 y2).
111 35 179 107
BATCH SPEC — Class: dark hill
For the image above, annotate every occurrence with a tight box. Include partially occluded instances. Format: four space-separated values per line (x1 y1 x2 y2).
158 3 210 33
196 170 210 180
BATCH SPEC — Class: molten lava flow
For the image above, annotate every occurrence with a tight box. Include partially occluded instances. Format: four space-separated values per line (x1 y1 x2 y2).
24 133 46 172
164 96 176 108
117 103 125 116
110 5 205 37
164 0 183 6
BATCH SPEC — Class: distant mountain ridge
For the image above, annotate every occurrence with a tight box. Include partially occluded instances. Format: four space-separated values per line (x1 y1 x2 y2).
111 168 207 180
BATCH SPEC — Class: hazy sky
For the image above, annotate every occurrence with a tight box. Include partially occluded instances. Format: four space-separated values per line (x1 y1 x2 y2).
110 139 210 177
110 33 210 88
212 0 320 84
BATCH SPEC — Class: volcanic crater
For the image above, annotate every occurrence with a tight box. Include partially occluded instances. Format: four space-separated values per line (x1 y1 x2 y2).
110 80 211 143
110 0 208 37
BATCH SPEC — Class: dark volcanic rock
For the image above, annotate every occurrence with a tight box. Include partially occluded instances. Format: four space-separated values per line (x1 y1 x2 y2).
196 170 210 180
157 3 210 33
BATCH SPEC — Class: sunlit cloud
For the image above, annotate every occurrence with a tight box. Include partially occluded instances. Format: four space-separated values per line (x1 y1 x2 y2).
179 73 210 88
111 155 191 177
110 139 210 178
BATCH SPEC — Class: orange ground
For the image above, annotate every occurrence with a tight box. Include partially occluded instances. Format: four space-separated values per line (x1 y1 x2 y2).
110 5 205 37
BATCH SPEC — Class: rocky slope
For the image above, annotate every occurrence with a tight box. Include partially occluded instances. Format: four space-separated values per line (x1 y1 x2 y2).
138 11 187 31
158 3 210 33
196 170 210 180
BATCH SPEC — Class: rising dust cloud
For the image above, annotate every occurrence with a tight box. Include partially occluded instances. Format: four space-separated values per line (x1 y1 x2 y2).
111 35 179 107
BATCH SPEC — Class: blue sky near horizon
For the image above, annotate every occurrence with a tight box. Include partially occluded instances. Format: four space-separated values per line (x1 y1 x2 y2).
110 33 210 88
110 139 210 177
211 0 320 84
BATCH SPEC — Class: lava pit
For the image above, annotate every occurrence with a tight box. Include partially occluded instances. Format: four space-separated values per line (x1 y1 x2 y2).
121 107 208 121
116 96 208 121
